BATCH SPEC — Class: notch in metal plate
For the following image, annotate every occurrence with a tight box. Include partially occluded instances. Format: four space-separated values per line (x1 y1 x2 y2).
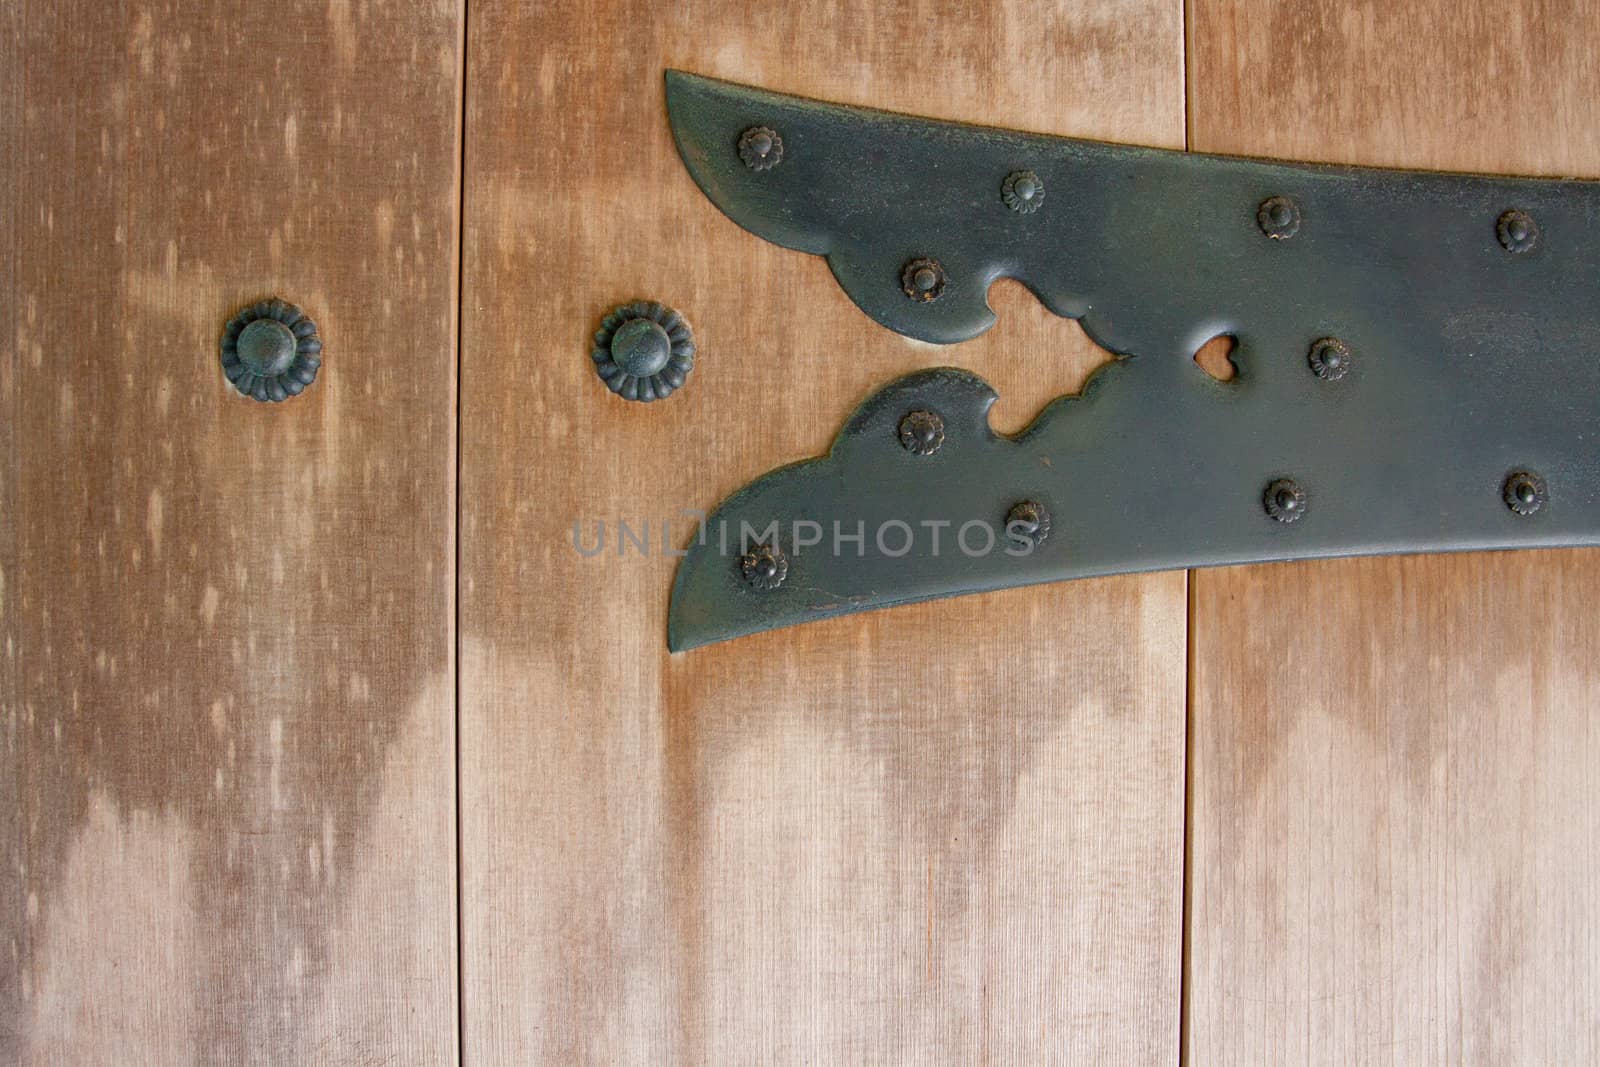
663 71 1600 651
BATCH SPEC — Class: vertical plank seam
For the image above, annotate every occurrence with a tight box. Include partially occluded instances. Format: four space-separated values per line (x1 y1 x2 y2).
1182 0 1194 152
1180 570 1196 1067
452 0 470 1063
1179 3 1196 1063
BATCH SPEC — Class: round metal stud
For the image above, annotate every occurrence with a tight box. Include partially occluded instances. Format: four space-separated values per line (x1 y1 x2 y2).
219 298 322 402
1497 209 1539 254
902 258 947 302
238 319 297 377
1002 170 1044 214
1503 470 1546 516
592 301 695 402
740 542 788 590
1006 500 1052 547
1308 337 1352 381
738 126 783 171
1263 478 1307 523
1257 195 1301 240
898 410 945 455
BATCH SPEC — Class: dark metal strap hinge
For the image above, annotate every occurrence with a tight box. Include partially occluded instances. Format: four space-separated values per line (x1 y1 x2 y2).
662 71 1600 650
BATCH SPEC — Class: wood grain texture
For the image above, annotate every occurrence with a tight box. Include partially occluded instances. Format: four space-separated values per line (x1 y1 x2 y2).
1186 2 1600 1062
459 1 1186 1061
3 2 462 1063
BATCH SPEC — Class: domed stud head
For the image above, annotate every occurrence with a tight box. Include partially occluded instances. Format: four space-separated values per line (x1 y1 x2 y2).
740 542 788 591
592 301 696 403
609 318 673 378
219 298 322 403
1503 470 1546 516
1308 337 1352 381
1006 500 1052 548
1497 209 1539 254
1002 170 1044 214
897 410 945 456
237 319 297 377
901 258 947 302
1264 478 1307 522
738 126 783 171
1257 195 1301 240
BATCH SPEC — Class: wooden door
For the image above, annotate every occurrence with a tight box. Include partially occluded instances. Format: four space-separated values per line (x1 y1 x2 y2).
8 1 1600 1064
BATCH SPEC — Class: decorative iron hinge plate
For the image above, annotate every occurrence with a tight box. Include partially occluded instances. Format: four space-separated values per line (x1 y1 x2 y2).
663 71 1600 651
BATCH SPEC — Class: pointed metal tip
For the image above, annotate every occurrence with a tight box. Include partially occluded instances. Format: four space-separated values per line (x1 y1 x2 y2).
665 619 699 654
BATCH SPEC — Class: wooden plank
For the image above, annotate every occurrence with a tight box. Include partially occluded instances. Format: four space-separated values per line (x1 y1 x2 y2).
460 1 1187 1061
1186 3 1600 1062
1 0 20 1050
2 3 462 1062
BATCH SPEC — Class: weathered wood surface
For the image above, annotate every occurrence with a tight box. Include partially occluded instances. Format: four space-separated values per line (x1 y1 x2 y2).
458 1 1188 1061
15 1 1598 1062
1186 2 1600 1062
3 2 463 1062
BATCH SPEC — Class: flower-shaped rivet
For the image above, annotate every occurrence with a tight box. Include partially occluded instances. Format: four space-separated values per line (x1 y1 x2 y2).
1006 500 1052 547
592 301 695 403
1002 170 1044 214
739 126 783 171
1308 337 1352 381
1257 195 1301 239
1264 478 1307 522
901 258 947 302
1503 470 1546 516
740 542 788 591
220 298 322 402
1497 209 1539 253
898 410 945 455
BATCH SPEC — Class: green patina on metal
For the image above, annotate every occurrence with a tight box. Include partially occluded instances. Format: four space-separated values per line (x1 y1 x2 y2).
592 300 696 403
220 298 322 403
663 71 1600 651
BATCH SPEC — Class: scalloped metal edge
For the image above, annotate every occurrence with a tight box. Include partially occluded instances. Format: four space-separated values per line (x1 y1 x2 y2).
664 72 1600 650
